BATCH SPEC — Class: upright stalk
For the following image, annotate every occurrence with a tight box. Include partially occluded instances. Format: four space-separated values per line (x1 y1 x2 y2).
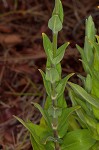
51 32 60 150
53 33 57 58
55 0 59 14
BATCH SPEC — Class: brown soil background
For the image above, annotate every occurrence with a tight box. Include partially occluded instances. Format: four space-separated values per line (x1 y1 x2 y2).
0 0 99 149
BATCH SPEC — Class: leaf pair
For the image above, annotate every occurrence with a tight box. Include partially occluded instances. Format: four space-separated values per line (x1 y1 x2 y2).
42 33 69 65
48 0 64 33
68 82 99 109
14 116 53 150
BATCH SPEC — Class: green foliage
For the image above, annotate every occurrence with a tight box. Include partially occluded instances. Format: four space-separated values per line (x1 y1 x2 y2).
48 0 64 33
68 15 99 148
14 0 99 150
14 0 79 149
61 129 96 150
46 67 60 83
48 15 62 33
68 82 99 108
52 42 69 65
57 106 80 138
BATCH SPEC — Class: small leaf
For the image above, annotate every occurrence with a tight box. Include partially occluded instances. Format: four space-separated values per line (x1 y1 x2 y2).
48 105 62 118
92 106 99 120
90 41 99 71
39 69 51 96
76 44 89 73
58 0 64 23
52 0 64 23
83 16 96 68
68 82 99 108
57 94 67 108
33 102 52 129
56 73 74 98
58 106 80 138
52 42 70 65
48 15 62 33
85 16 96 41
56 63 62 77
75 97 90 115
46 67 60 83
68 89 86 124
42 33 53 62
14 116 46 149
84 37 94 66
30 135 44 150
77 74 85 84
85 74 92 93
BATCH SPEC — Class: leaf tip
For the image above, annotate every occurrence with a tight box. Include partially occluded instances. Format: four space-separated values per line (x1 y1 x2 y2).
42 33 45 37
67 41 70 45
38 68 41 72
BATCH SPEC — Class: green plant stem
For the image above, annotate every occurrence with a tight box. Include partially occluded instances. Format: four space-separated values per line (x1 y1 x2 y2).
55 0 59 14
53 33 58 57
51 32 60 150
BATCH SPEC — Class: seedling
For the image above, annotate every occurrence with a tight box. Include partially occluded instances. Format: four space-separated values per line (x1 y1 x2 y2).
14 0 96 150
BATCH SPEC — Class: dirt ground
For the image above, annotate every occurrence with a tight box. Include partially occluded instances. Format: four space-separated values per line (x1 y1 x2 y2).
0 0 99 149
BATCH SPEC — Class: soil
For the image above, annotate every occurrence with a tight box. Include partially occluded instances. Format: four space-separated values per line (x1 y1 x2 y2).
0 0 99 149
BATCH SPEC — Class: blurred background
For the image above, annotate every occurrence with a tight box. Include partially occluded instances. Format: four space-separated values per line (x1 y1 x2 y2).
0 0 99 149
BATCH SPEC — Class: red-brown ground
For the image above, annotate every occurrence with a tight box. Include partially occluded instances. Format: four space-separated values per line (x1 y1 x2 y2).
0 0 99 149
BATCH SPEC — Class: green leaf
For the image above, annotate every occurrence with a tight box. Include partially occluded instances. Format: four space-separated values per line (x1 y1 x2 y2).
56 63 62 77
14 116 46 149
33 102 52 129
83 16 96 67
77 74 85 84
57 94 67 108
75 96 90 115
46 67 60 83
90 141 99 150
42 33 53 62
92 106 99 120
58 0 64 23
48 15 62 33
39 69 51 96
85 16 96 41
76 44 89 73
90 41 99 71
68 115 81 130
68 89 87 124
84 37 94 66
30 135 44 150
56 73 74 98
30 124 54 150
52 42 70 65
68 82 99 108
91 70 99 98
52 0 64 23
48 105 62 118
61 129 96 150
85 74 92 93
84 114 97 130
58 106 80 138
68 89 97 130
